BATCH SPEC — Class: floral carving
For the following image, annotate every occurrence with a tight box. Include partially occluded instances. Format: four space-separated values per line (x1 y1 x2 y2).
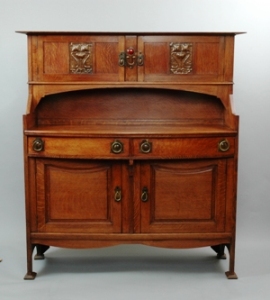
70 43 93 74
170 43 193 74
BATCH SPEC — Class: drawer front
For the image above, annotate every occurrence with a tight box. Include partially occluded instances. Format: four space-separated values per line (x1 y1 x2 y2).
28 137 235 158
133 137 235 158
28 137 130 158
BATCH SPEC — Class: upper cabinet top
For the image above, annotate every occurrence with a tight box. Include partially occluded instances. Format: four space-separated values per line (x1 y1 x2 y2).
18 32 243 84
17 31 245 35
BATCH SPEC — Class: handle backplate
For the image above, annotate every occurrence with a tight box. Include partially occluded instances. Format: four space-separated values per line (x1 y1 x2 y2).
140 140 152 154
141 187 148 202
118 48 144 68
33 138 44 152
114 186 122 202
218 139 230 152
111 140 124 154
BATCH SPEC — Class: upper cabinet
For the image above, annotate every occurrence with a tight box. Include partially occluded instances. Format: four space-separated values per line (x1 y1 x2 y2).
20 32 239 84
18 31 243 125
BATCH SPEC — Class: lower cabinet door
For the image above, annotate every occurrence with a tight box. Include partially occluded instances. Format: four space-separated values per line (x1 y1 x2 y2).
139 159 227 233
35 159 123 233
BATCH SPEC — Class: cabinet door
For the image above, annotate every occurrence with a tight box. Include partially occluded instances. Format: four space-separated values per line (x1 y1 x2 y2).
35 159 123 233
137 35 226 82
34 35 125 82
139 160 226 233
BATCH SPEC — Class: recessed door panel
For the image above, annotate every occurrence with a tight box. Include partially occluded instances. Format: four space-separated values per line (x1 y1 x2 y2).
36 35 125 82
36 159 122 233
140 160 226 233
138 35 225 82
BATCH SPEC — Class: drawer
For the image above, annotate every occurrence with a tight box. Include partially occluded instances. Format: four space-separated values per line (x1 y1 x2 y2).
27 137 130 158
133 137 235 158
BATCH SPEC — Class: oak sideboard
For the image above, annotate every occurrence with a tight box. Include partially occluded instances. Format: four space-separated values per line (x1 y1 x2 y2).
18 31 241 279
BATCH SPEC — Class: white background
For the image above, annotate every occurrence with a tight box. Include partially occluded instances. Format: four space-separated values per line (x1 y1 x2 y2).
1 0 270 299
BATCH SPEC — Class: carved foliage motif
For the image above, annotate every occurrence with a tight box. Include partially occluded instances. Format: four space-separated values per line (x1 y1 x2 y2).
170 43 193 75
70 43 93 74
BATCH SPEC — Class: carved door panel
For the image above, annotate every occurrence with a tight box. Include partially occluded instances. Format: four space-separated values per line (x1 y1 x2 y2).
35 35 125 82
137 35 225 82
139 159 227 233
35 159 124 233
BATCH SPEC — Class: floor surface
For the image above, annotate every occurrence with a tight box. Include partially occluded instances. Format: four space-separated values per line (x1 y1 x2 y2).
1 234 269 300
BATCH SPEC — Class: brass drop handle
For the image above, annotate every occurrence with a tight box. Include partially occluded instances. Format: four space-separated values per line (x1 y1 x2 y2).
114 186 122 202
118 48 144 68
111 140 123 154
141 187 148 202
33 138 44 152
126 50 136 68
218 139 230 152
140 140 152 154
